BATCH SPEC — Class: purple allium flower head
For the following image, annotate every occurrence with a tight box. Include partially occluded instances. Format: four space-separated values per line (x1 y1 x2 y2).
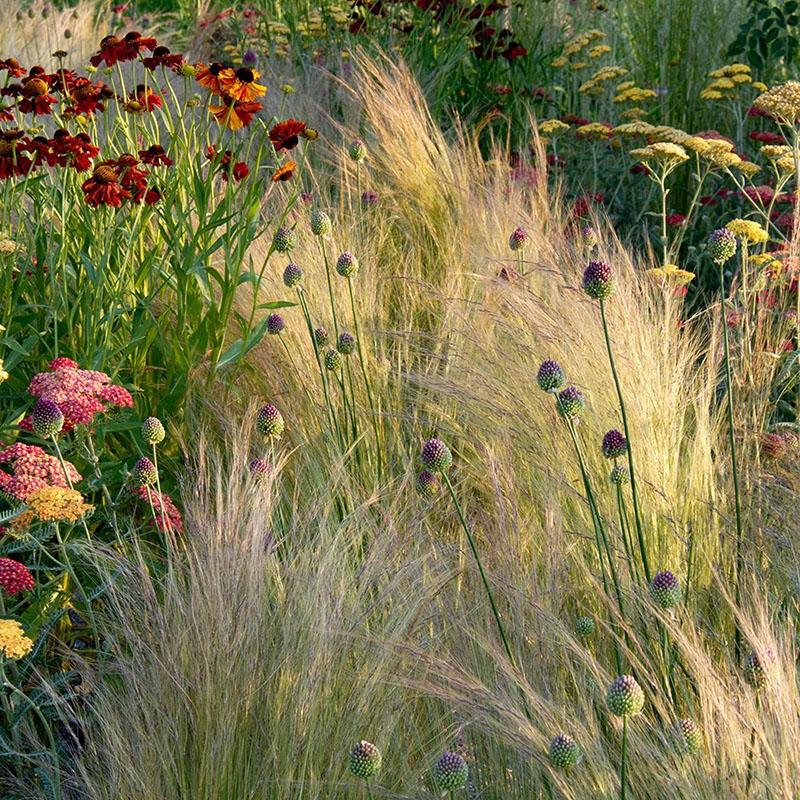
249 458 272 479
557 386 585 419
602 429 627 459
649 570 682 609
31 397 64 439
348 139 367 162
324 348 342 371
743 650 768 690
610 464 629 484
256 403 284 438
421 438 452 473
336 251 358 278
537 359 566 393
283 263 303 288
606 675 645 717
416 469 440 497
267 313 285 335
314 326 329 347
349 740 382 779
361 189 378 208
273 224 296 253
310 209 332 237
576 615 595 639
434 751 468 791
242 48 258 68
581 225 598 250
549 733 581 768
133 456 157 488
337 331 356 355
582 260 614 300
509 226 528 251
142 416 165 446
300 191 313 206
708 228 737 264
672 719 702 756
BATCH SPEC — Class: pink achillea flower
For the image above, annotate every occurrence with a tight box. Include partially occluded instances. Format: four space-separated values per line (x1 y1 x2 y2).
20 359 133 432
0 443 82 500
133 486 183 533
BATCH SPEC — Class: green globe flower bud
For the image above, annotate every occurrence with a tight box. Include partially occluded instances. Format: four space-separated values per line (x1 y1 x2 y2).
549 733 581 768
349 740 381 779
606 675 645 717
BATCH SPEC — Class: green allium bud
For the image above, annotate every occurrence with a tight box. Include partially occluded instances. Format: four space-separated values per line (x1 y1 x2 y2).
743 650 767 690
671 718 702 756
336 251 358 278
273 225 296 253
349 740 382 779
142 416 165 446
708 228 737 265
310 209 332 237
582 260 614 300
610 464 629 484
557 386 585 419
549 733 581 768
324 348 342 371
314 326 329 347
133 456 157 488
256 403 285 438
434 751 468 791
337 331 356 355
605 675 645 717
348 138 367 162
576 615 595 639
416 469 440 497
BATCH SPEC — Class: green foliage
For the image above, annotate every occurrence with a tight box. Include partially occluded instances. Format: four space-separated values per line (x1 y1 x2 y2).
729 0 800 73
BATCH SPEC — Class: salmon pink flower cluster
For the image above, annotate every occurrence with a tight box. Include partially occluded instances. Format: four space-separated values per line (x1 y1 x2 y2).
20 358 133 432
132 486 184 533
0 443 82 501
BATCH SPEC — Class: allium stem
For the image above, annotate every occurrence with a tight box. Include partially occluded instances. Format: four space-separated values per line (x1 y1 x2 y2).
443 472 516 668
745 693 759 796
152 445 173 536
320 238 340 336
599 299 652 583
615 483 639 585
52 435 92 542
718 262 745 662
620 716 628 800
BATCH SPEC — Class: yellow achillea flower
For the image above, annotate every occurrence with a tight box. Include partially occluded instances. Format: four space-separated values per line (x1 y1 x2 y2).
551 56 568 68
710 78 736 90
646 264 696 287
571 61 588 71
731 73 751 84
27 486 92 522
683 137 711 154
752 81 768 93
630 141 689 165
576 122 613 140
735 161 761 178
726 219 769 244
706 151 742 168
761 145 793 160
751 253 782 272
614 86 657 103
589 44 611 58
539 119 570 136
754 81 800 123
621 107 647 119
614 121 656 137
0 619 34 660
700 89 723 101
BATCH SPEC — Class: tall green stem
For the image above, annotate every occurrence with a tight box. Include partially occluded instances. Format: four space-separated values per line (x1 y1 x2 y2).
620 716 628 800
443 472 516 668
718 261 745 661
599 300 652 583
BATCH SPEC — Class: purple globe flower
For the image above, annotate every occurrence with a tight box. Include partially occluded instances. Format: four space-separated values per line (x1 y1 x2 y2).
314 326 329 347
509 226 527 251
743 650 768 690
361 190 378 208
31 398 64 439
267 313 285 335
606 675 645 717
142 416 165 446
416 469 440 497
283 263 303 288
549 733 581 768
557 386 585 419
132 456 157 488
649 570 682 609
581 225 598 250
256 403 285 438
248 458 272 479
708 228 737 264
537 359 566 393
602 429 627 459
336 251 358 278
242 49 258 68
337 331 356 355
421 438 452 473
582 260 614 300
434 751 468 791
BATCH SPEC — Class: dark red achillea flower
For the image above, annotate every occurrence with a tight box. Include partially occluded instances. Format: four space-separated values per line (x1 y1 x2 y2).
195 62 228 94
90 31 157 67
144 186 161 204
269 119 307 151
47 129 100 171
138 144 172 166
209 96 261 130
18 72 57 116
0 558 34 595
126 85 163 113
232 162 249 181
0 58 25 77
0 130 33 179
63 77 110 116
